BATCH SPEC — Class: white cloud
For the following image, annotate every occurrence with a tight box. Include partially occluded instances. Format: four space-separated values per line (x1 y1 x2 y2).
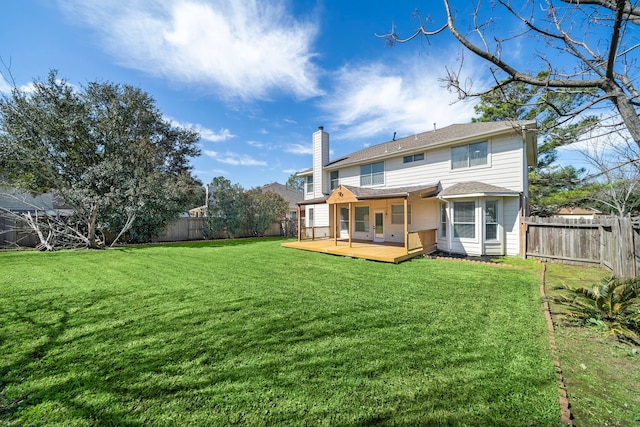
247 141 265 148
204 150 267 166
59 0 323 101
167 117 235 142
321 55 481 141
284 143 312 155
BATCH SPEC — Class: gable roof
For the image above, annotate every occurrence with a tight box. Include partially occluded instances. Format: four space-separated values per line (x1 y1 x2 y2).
438 182 519 198
319 121 536 171
260 182 303 209
0 186 71 214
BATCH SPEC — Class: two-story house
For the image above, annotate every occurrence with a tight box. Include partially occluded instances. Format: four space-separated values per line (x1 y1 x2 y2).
283 121 537 262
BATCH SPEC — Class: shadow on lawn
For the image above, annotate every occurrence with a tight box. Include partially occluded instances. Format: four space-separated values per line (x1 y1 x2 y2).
1 280 556 426
0 294 145 426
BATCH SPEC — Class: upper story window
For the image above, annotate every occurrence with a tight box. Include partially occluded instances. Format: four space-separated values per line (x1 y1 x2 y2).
451 141 488 170
402 153 425 164
306 176 313 193
360 161 384 186
330 170 339 191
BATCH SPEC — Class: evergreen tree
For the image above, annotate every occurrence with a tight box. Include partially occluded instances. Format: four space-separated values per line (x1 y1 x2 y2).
472 74 596 215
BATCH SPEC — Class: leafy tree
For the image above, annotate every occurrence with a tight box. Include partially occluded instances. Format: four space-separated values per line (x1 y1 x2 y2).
383 1 640 147
472 75 595 215
0 70 201 248
244 188 288 236
205 176 246 238
286 173 305 191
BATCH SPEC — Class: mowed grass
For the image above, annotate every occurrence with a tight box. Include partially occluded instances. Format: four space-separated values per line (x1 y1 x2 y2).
1 239 559 426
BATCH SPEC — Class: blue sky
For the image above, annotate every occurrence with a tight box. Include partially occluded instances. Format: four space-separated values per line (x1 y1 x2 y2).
0 0 588 188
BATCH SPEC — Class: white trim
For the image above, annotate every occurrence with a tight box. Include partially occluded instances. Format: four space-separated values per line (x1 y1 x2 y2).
439 193 518 199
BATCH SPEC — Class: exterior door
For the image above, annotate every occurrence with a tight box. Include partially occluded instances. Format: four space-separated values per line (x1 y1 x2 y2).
374 211 384 242
340 207 349 238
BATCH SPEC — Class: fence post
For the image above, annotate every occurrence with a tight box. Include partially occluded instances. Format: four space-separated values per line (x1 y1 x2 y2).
520 219 528 258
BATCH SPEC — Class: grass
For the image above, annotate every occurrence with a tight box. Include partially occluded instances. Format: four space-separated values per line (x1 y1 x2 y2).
543 263 640 427
0 238 559 426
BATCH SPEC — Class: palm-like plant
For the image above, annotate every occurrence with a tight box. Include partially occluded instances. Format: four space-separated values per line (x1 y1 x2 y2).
553 276 640 342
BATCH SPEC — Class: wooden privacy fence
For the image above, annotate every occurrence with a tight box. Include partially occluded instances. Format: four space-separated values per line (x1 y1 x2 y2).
522 216 639 279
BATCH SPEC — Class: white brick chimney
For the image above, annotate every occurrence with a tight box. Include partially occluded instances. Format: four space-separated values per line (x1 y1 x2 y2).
312 126 329 196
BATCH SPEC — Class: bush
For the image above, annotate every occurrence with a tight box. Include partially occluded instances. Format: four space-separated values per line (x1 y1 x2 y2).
553 276 640 343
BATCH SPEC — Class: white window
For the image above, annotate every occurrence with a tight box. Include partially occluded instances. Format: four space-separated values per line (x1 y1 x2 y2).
439 203 447 237
308 207 314 227
453 201 475 239
451 141 488 169
355 206 369 232
391 204 411 225
330 171 339 191
485 200 498 240
360 161 384 186
402 153 425 164
306 176 313 193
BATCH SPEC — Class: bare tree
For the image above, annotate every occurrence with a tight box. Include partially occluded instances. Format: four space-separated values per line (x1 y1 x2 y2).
0 190 94 250
581 135 640 215
382 1 640 146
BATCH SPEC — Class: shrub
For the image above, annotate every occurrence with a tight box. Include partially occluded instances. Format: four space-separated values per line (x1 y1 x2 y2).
553 276 640 343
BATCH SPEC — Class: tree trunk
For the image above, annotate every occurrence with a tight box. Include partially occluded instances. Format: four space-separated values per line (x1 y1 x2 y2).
611 87 640 147
87 202 99 249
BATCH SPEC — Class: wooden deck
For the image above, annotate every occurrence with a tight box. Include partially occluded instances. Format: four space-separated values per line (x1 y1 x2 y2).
281 239 431 263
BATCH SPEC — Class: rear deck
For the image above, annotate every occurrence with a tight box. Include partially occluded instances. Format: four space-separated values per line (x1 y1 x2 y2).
281 239 432 263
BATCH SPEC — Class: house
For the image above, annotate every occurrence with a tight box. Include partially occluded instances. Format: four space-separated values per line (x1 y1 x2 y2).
283 121 537 262
259 182 303 237
0 186 73 247
259 182 303 221
555 207 600 220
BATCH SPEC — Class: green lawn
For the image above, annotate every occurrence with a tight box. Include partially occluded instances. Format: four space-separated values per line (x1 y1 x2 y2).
1 239 560 426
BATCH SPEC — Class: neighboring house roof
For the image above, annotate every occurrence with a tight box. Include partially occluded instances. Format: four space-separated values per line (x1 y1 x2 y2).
260 182 303 210
555 207 601 216
296 121 536 175
0 186 72 215
438 181 519 198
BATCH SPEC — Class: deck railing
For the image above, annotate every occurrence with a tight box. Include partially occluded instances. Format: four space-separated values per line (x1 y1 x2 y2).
300 226 331 241
407 229 437 252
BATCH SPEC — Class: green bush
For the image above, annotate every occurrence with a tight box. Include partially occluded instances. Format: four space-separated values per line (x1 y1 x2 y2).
553 276 640 342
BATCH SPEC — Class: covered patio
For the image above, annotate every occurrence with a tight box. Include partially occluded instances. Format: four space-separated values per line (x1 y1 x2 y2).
284 184 439 263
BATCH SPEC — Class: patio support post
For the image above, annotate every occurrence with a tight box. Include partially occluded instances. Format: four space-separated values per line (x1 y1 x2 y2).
297 205 301 241
333 203 337 246
404 198 409 252
348 202 353 248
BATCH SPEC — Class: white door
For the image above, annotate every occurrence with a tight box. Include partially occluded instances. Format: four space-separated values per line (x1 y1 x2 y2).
340 207 349 238
374 211 384 242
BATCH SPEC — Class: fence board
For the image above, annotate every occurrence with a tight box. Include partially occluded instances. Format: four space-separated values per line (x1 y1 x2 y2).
523 216 638 279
